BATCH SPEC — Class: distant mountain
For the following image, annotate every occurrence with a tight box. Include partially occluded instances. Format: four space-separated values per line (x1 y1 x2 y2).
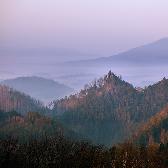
0 85 47 115
1 76 74 103
53 71 168 146
55 38 168 89
135 105 168 145
68 38 168 66
1 38 168 90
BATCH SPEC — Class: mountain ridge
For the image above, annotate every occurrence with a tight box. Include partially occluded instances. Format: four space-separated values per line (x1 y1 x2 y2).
66 38 168 66
53 71 168 145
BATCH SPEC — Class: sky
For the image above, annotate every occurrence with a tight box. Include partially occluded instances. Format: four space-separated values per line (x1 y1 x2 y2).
1 0 168 58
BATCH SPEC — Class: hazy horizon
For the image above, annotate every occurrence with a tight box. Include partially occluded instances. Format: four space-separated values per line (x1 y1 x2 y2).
1 0 168 90
1 0 168 59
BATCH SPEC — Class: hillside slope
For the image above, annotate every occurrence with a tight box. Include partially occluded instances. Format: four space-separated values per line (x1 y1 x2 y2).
53 71 168 146
0 85 47 115
135 105 168 145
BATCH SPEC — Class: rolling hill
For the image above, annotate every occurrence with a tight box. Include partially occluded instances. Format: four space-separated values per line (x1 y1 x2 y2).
1 76 74 103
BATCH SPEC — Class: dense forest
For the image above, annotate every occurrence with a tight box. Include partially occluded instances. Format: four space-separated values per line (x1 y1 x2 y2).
1 72 168 146
1 71 168 167
0 85 48 114
0 110 80 143
1 136 168 168
135 105 168 145
53 71 168 145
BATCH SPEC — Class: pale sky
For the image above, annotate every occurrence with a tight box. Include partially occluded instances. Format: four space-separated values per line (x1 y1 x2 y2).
1 0 168 57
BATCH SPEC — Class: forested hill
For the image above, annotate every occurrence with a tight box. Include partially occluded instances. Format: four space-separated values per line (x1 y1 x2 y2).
53 71 135 117
135 105 168 145
0 85 47 115
53 71 168 145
